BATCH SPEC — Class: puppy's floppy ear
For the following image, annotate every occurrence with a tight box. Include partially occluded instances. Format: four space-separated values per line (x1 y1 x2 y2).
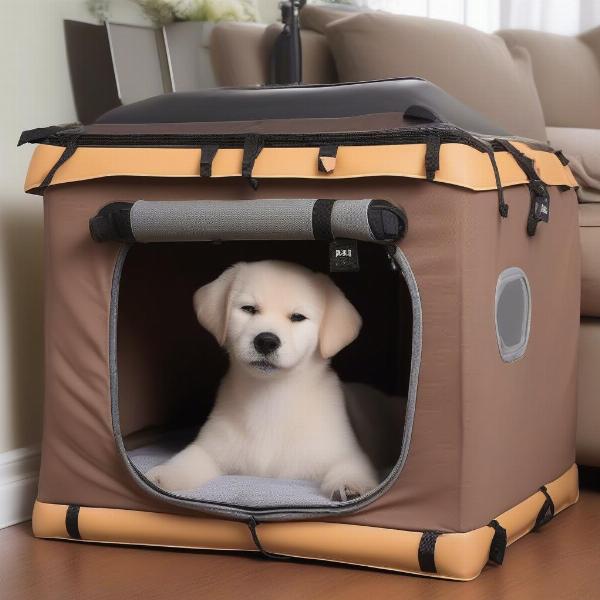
193 263 244 345
317 275 362 359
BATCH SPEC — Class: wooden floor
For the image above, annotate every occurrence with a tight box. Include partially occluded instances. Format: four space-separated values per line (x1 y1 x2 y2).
2 486 600 600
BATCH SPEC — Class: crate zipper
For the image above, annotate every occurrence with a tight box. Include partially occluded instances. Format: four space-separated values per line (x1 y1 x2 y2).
34 124 495 153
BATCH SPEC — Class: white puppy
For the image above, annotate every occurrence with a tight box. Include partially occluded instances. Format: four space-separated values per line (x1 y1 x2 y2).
146 260 377 500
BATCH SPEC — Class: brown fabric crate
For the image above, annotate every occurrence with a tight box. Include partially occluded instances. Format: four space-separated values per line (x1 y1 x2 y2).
22 80 580 580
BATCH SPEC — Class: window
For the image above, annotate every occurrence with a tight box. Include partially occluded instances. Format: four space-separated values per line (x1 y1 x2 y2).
495 267 531 363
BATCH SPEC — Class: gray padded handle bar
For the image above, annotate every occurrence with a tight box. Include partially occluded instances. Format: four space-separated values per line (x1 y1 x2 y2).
89 199 407 244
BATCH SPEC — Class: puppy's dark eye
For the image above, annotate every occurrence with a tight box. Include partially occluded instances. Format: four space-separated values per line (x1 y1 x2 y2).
241 305 258 315
290 313 307 322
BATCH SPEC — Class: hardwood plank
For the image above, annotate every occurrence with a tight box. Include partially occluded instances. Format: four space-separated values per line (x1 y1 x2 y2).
1 489 599 600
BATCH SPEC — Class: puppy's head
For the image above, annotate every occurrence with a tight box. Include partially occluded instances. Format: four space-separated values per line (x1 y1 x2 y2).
193 260 362 377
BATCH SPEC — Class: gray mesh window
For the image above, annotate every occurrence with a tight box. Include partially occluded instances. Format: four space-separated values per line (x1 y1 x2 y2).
495 267 531 363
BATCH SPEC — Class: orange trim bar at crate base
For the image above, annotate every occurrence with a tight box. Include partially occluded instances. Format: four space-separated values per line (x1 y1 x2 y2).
24 142 578 194
32 464 578 581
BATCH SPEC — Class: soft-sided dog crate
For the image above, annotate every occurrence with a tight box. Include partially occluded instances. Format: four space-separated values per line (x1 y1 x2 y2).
21 79 580 580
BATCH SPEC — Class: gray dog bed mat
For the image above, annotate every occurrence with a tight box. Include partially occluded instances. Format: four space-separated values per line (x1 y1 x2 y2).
127 431 341 507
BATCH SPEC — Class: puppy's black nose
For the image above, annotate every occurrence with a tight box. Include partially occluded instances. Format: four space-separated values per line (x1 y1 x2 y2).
253 332 281 355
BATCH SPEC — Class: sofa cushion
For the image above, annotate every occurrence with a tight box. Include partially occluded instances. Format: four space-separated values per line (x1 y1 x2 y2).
547 127 600 198
325 13 547 141
579 188 600 203
499 28 600 129
579 204 600 317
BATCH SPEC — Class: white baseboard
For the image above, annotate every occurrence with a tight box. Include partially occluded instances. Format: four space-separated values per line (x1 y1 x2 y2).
0 446 40 529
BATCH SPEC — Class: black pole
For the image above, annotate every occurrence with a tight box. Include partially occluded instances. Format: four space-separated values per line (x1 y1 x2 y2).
269 0 306 85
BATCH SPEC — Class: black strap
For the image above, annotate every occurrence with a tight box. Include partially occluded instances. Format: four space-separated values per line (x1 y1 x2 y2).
39 135 80 192
534 485 555 531
495 139 536 177
318 145 338 173
247 517 288 560
18 125 66 147
424 136 441 182
496 139 549 236
487 520 508 565
65 504 82 539
200 144 219 177
312 199 336 241
418 530 441 573
555 150 570 166
242 134 265 190
486 148 509 217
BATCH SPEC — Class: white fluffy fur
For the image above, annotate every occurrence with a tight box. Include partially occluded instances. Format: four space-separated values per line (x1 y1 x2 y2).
146 260 377 500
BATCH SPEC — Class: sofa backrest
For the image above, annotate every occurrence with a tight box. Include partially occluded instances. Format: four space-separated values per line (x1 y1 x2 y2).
299 3 364 34
323 12 547 141
212 8 576 142
211 20 336 87
498 27 600 129
210 22 272 87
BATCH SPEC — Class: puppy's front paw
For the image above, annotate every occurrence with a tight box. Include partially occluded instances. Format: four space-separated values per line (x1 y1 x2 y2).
145 444 222 492
145 463 208 492
330 486 362 502
321 466 377 502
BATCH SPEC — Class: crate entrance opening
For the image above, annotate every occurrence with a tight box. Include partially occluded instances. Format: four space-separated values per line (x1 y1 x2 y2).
115 240 414 509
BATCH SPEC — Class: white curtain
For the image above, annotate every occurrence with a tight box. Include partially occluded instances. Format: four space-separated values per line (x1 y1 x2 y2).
354 0 600 34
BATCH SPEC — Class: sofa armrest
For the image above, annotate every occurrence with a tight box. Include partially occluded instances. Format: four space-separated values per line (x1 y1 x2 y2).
580 204 600 319
547 127 600 197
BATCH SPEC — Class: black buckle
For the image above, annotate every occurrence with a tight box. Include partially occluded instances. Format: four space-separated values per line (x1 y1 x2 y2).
527 179 550 236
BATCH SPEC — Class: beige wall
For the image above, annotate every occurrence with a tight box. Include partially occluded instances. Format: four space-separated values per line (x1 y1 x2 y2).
0 2 137 455
258 0 279 24
0 0 276 456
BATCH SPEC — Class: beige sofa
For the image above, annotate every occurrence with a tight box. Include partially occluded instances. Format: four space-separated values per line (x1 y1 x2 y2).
211 6 600 466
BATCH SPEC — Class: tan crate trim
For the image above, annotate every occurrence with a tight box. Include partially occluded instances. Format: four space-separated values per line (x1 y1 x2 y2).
32 464 578 581
24 142 577 194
